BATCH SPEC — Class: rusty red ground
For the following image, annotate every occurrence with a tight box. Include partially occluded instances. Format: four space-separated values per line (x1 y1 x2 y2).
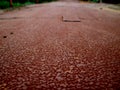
0 1 120 90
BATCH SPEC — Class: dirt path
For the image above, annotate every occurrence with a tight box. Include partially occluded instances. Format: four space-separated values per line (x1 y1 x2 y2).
0 1 120 90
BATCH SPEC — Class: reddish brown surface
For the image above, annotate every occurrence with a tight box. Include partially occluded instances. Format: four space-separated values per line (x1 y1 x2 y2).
0 1 120 90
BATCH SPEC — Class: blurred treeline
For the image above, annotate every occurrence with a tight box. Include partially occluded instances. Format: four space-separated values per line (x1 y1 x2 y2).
0 0 56 9
82 0 120 4
0 0 120 9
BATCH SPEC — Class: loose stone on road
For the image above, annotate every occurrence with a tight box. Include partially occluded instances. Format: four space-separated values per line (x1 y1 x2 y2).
0 0 120 90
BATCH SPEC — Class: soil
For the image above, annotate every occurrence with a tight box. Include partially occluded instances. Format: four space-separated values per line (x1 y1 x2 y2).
0 0 120 89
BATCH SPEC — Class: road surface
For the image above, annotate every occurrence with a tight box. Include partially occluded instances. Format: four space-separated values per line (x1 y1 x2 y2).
0 0 120 90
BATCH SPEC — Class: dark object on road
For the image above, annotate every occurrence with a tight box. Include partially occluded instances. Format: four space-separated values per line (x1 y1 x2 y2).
62 16 81 22
63 20 81 22
10 32 13 35
3 36 7 38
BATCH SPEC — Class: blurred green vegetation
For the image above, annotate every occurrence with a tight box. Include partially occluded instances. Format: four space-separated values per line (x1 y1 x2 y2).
0 1 9 9
0 0 57 9
92 0 99 3
0 0 119 9
81 0 120 3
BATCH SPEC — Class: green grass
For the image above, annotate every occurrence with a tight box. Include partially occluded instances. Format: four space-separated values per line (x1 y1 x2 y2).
13 3 23 8
24 2 35 5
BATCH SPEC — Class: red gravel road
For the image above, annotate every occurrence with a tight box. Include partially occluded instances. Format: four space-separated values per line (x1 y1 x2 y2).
0 1 120 90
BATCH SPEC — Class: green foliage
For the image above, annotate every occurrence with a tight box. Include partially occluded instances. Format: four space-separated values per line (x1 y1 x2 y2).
0 0 57 9
81 0 120 3
13 3 22 8
92 0 99 3
24 2 35 5
0 1 9 9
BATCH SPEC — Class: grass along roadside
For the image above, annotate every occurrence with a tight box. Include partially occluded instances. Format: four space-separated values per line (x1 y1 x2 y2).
108 4 120 10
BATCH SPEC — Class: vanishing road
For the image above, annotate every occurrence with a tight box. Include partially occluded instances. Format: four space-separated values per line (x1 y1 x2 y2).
0 0 120 89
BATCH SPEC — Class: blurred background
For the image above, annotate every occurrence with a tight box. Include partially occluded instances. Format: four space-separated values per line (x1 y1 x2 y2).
0 0 120 9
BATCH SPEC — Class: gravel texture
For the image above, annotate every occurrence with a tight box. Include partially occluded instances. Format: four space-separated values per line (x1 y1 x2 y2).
0 1 120 90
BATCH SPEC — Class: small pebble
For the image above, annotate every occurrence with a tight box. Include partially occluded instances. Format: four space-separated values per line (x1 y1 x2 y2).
10 32 13 34
3 36 7 38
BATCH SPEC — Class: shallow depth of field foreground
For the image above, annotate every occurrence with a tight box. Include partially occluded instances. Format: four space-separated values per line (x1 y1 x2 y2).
0 0 120 89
